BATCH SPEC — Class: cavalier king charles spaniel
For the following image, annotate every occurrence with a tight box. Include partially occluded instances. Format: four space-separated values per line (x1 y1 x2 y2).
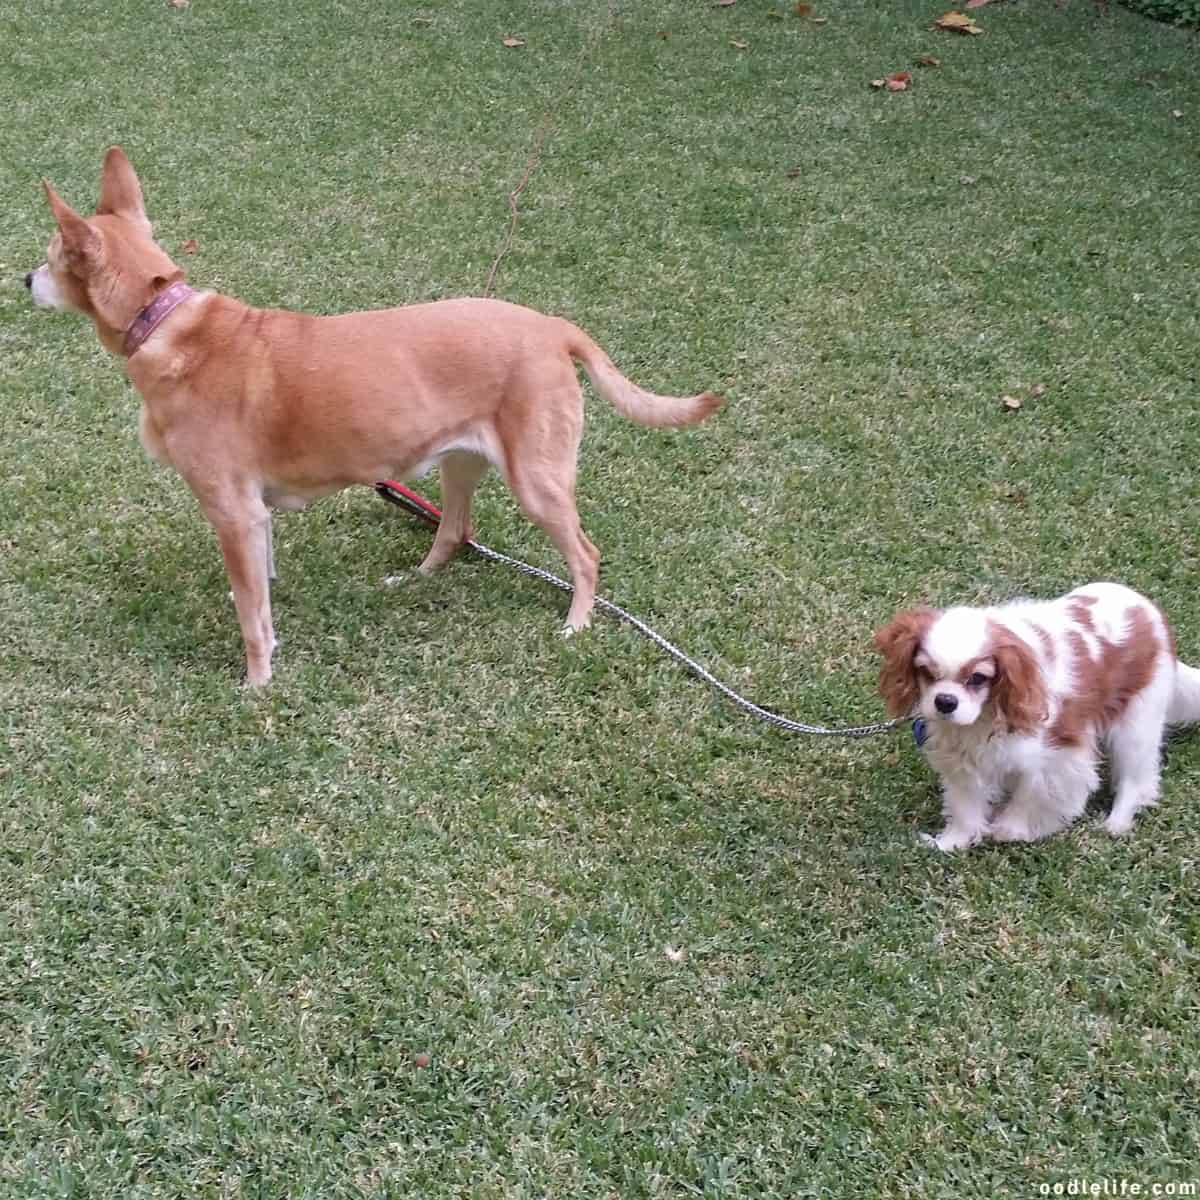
875 582 1200 851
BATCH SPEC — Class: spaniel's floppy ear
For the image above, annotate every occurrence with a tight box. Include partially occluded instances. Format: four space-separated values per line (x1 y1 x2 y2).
988 626 1047 735
874 608 937 718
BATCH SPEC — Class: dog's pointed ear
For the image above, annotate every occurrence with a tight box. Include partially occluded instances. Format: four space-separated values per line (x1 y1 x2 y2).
96 146 152 233
43 180 102 269
874 607 936 718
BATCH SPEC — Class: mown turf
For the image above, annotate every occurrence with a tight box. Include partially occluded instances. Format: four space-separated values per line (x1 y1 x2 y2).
2 1 1199 1196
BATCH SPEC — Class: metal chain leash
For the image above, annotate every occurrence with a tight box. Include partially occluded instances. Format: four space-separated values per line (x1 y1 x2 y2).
376 482 904 740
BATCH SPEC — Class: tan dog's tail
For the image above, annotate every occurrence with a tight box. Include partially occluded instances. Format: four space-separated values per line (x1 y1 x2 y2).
568 328 723 428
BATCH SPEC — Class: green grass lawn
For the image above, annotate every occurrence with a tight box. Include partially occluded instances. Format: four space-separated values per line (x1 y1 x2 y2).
3 1 1200 1196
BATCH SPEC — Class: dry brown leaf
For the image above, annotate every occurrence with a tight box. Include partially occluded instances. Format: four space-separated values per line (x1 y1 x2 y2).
794 2 812 12
1002 394 1023 411
916 54 941 66
785 167 803 177
501 35 525 47
887 70 912 91
657 29 670 38
730 38 749 48
1030 383 1046 397
168 0 189 8
935 10 983 32
992 482 1027 506
736 1045 763 1069
811 15 829 22
180 238 199 254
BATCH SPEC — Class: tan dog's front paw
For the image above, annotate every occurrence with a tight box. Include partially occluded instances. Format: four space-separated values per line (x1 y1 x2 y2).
243 640 276 687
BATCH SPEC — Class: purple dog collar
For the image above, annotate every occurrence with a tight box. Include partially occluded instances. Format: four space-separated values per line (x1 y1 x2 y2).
123 281 195 357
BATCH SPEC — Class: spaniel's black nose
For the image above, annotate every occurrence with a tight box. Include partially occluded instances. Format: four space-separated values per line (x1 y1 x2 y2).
934 693 959 715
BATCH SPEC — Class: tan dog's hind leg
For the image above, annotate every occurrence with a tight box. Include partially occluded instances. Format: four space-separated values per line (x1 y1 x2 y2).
212 499 276 686
263 513 277 581
548 511 599 635
502 372 599 634
509 462 599 635
418 451 490 575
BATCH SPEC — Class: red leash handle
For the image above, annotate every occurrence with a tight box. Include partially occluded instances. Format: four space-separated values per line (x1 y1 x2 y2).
374 480 443 526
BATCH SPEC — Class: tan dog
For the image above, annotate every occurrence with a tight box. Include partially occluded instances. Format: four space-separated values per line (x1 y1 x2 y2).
27 148 721 685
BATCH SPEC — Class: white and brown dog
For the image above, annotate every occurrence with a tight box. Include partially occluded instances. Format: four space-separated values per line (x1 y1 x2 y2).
27 148 721 685
875 582 1200 850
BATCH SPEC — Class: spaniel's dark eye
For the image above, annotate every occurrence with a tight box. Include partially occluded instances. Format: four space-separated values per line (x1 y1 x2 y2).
967 672 990 688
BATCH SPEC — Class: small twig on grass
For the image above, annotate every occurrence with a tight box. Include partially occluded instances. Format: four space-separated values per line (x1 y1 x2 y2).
483 1 619 297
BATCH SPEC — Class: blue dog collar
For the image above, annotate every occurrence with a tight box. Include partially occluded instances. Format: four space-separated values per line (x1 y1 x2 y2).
912 717 928 749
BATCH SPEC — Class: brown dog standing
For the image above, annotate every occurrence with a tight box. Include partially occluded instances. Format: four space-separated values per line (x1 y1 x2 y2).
27 148 721 685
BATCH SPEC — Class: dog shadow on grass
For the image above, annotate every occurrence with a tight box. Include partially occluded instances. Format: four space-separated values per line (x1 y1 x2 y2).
74 502 516 681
